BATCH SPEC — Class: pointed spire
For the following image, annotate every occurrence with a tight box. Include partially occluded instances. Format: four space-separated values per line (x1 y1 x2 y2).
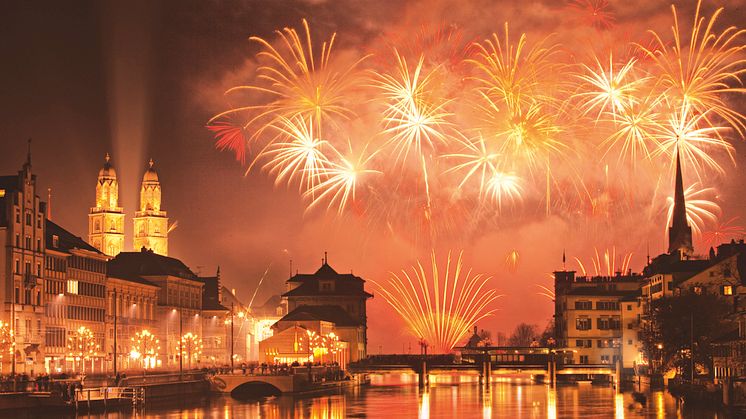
668 150 693 256
562 249 566 270
324 251 328 264
47 187 52 220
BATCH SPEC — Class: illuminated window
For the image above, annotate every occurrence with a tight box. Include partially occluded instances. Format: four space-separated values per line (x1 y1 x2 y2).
576 317 591 330
67 280 79 294
52 235 59 248
693 286 703 295
723 285 733 296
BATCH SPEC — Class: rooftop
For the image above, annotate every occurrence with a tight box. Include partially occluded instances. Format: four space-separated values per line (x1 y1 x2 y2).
277 305 361 327
108 248 199 282
46 219 102 255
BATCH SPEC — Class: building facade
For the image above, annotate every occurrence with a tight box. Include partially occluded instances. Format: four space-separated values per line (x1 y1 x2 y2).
133 159 169 256
44 220 108 374
0 150 47 375
554 271 643 366
105 274 159 371
88 153 124 257
108 249 203 368
279 257 372 362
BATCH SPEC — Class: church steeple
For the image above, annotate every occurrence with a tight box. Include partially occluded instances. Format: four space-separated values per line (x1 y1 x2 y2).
668 151 693 257
89 152 125 256
133 158 169 256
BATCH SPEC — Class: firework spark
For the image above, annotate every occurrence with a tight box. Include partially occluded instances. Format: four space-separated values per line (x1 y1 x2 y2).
574 53 648 121
653 102 733 177
702 216 746 249
443 135 500 197
574 247 633 276
567 0 616 31
210 19 364 160
260 115 331 193
373 52 453 167
373 251 502 353
601 92 662 163
666 182 721 237
505 250 520 273
468 22 560 105
640 0 746 135
486 171 522 210
304 143 381 215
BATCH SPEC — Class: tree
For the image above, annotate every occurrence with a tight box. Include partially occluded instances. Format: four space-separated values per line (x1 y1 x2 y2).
508 323 538 347
539 319 556 347
130 330 160 369
67 326 98 373
478 329 493 346
179 333 202 369
641 291 732 379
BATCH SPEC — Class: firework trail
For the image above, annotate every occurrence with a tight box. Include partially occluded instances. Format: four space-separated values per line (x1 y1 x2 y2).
373 251 502 353
207 6 745 246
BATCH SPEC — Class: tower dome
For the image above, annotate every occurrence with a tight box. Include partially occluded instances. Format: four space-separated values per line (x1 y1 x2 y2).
143 158 159 182
98 153 117 180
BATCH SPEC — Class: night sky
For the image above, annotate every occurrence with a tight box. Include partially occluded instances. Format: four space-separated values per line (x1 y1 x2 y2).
1 0 744 352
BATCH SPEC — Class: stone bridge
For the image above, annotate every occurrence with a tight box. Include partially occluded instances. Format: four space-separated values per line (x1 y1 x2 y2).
209 374 306 394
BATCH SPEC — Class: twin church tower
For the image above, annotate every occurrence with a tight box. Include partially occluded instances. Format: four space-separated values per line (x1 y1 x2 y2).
88 153 169 257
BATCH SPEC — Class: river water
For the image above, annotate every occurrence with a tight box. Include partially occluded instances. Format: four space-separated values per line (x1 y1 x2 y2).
39 373 728 418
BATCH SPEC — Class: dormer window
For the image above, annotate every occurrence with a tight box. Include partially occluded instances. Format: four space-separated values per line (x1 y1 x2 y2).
320 280 334 292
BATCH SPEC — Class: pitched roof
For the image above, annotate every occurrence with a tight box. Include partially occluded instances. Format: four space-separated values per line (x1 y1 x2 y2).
283 262 373 298
45 219 102 255
108 249 199 282
287 262 364 283
277 305 360 327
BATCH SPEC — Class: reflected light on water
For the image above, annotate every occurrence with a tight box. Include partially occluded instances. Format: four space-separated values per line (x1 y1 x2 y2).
656 391 665 419
482 389 492 419
615 393 625 419
419 389 430 419
547 387 557 419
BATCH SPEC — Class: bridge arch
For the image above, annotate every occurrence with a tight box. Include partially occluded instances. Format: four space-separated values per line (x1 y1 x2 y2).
230 380 282 399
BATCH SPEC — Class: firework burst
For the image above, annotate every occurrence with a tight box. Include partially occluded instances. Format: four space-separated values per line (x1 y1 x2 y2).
304 142 381 215
666 182 721 237
574 247 633 276
574 53 648 121
373 251 502 353
652 102 733 177
260 115 332 193
640 0 746 135
210 19 364 161
702 216 746 249
373 52 454 167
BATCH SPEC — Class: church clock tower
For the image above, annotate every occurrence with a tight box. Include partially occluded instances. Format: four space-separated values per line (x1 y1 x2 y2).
89 153 125 256
133 159 169 256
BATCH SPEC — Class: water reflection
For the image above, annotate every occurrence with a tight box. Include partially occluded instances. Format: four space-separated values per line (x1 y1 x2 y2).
28 373 728 419
546 387 557 419
418 389 429 419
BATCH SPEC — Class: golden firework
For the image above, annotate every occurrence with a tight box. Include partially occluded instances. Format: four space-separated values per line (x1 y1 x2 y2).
374 251 502 353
